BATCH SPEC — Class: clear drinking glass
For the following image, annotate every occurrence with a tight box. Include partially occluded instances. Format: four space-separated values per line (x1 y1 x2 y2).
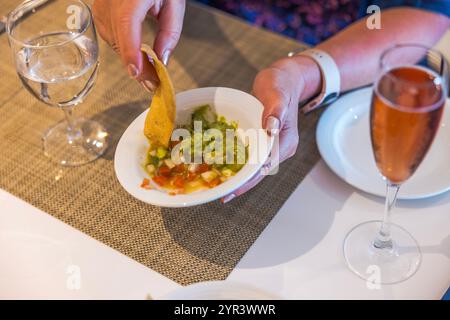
344 44 448 284
6 0 108 166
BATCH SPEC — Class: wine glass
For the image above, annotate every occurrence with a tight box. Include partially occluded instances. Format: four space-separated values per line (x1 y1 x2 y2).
344 44 448 284
6 0 108 166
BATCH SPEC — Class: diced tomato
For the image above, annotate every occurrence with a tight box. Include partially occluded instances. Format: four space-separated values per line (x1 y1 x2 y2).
140 178 150 189
196 163 210 174
152 175 168 187
207 177 221 188
173 176 186 189
159 165 171 177
173 164 186 174
187 172 197 182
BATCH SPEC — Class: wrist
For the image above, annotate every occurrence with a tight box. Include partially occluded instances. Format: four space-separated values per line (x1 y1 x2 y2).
269 55 322 105
290 54 322 102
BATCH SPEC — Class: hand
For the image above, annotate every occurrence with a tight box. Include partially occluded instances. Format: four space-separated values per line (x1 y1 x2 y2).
92 0 186 91
222 56 321 203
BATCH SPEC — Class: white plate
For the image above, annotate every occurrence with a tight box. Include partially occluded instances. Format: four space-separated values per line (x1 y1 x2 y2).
317 87 450 200
162 281 281 300
114 87 271 207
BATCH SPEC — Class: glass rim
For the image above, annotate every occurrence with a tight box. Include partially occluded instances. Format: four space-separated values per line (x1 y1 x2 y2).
6 0 92 49
375 44 447 113
379 43 446 88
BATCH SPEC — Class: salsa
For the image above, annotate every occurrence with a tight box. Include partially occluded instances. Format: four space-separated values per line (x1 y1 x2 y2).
142 105 248 194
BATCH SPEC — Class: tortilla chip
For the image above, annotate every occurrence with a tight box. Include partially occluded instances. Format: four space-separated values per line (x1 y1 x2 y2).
141 44 176 148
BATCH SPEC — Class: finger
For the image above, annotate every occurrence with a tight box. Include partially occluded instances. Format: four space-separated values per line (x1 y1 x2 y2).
221 139 296 204
153 0 185 65
95 4 125 60
92 1 114 45
113 0 153 77
222 117 299 204
273 100 300 164
253 68 292 136
96 4 124 58
96 21 114 49
278 126 299 163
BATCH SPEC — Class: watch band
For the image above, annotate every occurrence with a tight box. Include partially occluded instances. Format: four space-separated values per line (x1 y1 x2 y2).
297 49 341 114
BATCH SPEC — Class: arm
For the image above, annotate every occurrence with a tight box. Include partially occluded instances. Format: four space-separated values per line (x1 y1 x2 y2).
223 7 450 202
299 7 450 102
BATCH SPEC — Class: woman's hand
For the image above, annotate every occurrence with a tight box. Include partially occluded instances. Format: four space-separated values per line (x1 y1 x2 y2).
222 56 321 203
92 0 186 91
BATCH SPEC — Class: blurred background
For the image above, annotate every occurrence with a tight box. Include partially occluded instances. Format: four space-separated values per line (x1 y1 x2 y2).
193 0 361 45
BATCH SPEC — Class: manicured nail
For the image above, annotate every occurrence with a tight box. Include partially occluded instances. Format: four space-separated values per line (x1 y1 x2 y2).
141 80 156 93
127 64 139 79
162 50 171 66
266 116 280 136
221 193 236 204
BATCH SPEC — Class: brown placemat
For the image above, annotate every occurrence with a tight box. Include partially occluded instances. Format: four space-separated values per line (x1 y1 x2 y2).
0 1 321 285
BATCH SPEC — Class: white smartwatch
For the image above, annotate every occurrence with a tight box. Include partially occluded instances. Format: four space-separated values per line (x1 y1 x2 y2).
297 49 341 113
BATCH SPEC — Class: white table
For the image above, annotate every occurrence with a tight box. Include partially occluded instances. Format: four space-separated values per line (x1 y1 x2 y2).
1 159 449 300
2 30 450 301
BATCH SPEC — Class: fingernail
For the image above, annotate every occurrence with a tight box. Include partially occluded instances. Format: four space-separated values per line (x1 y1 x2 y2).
266 116 280 136
141 80 157 93
162 50 171 66
128 64 139 79
221 193 236 204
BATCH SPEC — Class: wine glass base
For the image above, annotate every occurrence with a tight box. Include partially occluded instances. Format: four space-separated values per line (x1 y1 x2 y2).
343 221 421 285
43 118 108 166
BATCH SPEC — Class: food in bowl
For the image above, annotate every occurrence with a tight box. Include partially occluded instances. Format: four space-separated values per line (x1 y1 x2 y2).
140 45 248 195
141 105 248 195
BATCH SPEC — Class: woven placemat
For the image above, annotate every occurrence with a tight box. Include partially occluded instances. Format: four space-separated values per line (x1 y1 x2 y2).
0 1 321 285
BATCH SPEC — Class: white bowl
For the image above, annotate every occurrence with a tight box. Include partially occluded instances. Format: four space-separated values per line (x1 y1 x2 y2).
114 87 271 207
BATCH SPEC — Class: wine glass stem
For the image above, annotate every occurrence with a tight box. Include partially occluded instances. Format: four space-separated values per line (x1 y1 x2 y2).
374 182 400 250
62 106 81 142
